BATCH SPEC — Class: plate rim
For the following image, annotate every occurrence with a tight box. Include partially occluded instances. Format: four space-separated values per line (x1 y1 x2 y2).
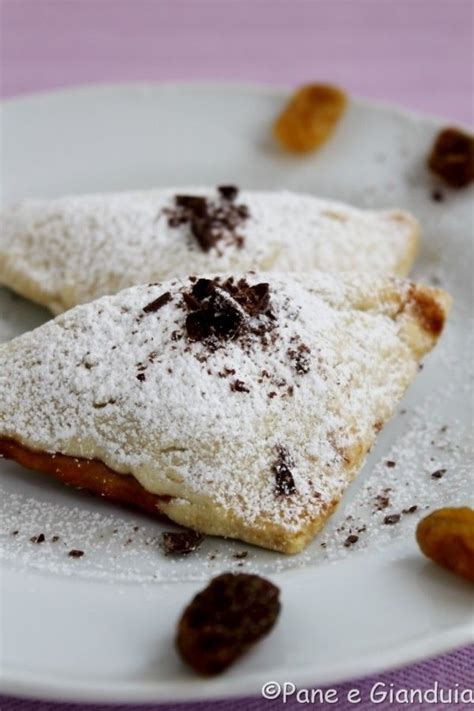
1 78 470 131
1 625 472 704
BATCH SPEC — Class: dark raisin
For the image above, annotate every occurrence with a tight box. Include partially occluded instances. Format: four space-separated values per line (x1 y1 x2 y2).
428 127 474 188
176 573 280 675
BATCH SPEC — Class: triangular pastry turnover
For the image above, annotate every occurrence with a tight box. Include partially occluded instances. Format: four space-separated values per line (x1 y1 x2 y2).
0 272 449 553
0 187 419 313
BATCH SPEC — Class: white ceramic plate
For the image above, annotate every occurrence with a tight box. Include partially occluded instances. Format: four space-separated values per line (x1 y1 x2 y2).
0 83 473 704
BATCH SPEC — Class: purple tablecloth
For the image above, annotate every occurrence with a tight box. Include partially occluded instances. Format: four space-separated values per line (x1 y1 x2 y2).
1 647 473 710
0 1 472 708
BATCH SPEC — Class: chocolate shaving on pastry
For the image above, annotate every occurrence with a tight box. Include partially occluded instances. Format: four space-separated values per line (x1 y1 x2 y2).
273 446 297 496
287 341 311 375
182 277 274 347
165 188 249 252
143 291 172 313
230 379 250 393
217 185 239 201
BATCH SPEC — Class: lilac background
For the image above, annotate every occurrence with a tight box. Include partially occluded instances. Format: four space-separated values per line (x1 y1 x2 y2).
1 0 473 122
0 0 473 708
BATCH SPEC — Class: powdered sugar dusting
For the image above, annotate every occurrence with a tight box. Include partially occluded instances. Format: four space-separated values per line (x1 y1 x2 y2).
0 188 417 312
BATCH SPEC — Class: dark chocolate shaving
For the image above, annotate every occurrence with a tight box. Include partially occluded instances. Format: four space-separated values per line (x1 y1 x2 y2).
344 534 359 547
230 379 250 393
191 277 215 301
374 487 391 511
182 277 273 347
383 514 401 525
186 298 243 342
165 188 249 251
161 530 204 556
273 446 296 496
175 195 208 215
143 291 172 313
287 341 311 375
68 549 84 558
218 185 238 201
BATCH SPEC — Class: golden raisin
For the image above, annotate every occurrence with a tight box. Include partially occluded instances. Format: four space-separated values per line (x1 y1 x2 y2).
273 84 348 153
416 507 474 582
428 127 474 188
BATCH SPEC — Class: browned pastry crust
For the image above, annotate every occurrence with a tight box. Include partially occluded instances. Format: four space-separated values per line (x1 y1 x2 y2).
0 437 171 519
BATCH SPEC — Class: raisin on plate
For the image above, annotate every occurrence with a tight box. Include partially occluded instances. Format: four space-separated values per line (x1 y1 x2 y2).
416 507 474 582
273 83 347 153
428 127 474 188
176 572 281 675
